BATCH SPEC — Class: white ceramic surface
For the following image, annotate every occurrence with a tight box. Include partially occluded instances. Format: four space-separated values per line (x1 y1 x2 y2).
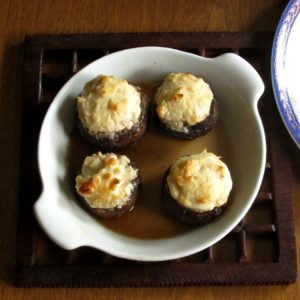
272 0 300 148
34 47 266 261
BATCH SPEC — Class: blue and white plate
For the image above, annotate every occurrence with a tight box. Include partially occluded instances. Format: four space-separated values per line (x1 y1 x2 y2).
272 0 300 148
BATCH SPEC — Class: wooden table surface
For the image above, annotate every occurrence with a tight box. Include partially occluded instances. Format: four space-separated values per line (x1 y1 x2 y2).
1 0 299 299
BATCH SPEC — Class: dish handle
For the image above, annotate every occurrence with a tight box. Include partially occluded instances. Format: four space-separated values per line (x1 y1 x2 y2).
213 53 265 107
33 191 80 250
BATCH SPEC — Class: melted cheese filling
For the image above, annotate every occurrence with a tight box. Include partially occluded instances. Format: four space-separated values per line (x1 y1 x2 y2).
77 75 141 137
167 151 232 212
154 73 214 133
75 152 138 209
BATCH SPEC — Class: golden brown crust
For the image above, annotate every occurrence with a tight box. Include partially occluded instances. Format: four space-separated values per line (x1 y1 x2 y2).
78 174 141 219
78 177 98 195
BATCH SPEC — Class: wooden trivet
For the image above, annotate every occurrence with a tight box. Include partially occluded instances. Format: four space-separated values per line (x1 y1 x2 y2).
16 32 297 286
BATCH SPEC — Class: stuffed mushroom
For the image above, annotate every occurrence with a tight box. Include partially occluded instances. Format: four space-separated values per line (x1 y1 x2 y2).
162 150 232 225
75 152 141 218
77 75 149 149
154 73 218 139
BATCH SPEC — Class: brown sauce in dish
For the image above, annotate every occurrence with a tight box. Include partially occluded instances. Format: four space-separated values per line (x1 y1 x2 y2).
67 82 233 239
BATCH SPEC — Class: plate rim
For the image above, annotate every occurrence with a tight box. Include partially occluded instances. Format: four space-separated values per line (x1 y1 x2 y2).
271 0 300 148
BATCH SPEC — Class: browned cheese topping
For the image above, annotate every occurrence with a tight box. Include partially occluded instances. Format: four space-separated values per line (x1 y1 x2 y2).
77 75 141 138
155 73 214 133
167 150 233 212
75 152 138 209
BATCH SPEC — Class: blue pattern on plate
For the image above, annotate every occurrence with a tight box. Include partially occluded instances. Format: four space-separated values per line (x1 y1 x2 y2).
272 0 300 147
